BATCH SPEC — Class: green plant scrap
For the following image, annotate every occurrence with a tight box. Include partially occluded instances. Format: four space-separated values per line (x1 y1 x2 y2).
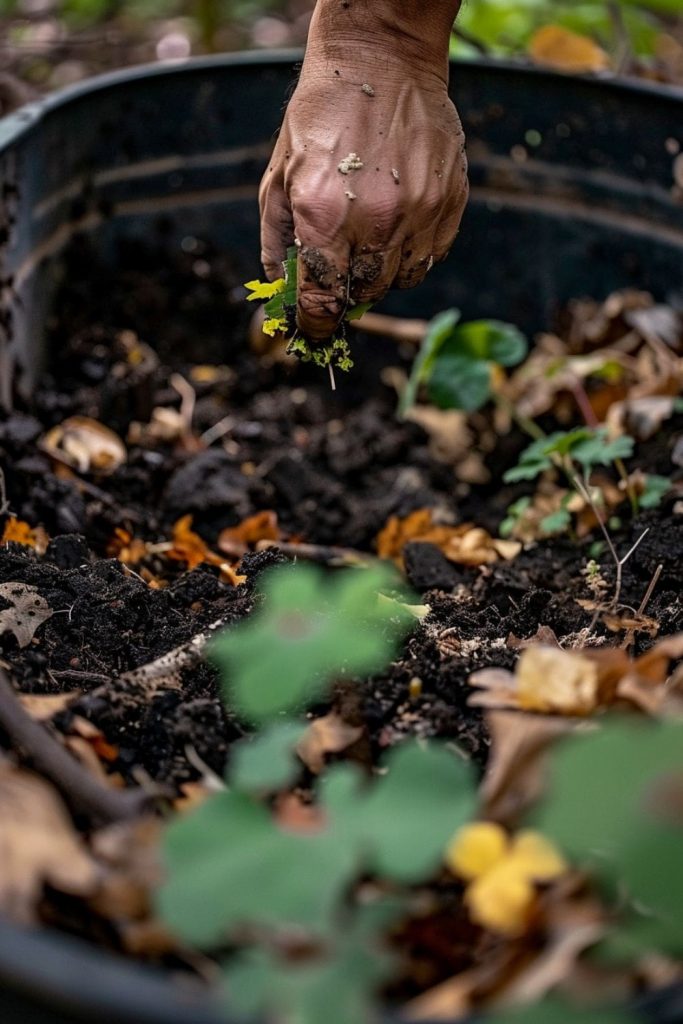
245 246 371 376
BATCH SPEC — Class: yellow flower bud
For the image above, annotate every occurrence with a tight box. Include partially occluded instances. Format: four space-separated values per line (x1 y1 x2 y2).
446 821 508 881
465 861 535 936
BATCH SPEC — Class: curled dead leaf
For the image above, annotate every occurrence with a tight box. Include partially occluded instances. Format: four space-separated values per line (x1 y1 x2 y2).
168 515 246 586
41 416 126 476
470 635 683 718
218 510 281 558
377 509 520 569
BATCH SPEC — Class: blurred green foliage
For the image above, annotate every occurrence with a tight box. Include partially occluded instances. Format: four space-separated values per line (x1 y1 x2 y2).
453 0 681 59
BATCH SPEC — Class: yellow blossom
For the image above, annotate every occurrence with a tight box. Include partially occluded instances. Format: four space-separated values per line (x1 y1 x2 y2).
465 861 535 936
508 829 567 881
446 821 507 880
446 822 567 937
244 278 286 302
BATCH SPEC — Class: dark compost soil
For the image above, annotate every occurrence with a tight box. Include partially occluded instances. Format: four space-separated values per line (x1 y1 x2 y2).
1 233 682 799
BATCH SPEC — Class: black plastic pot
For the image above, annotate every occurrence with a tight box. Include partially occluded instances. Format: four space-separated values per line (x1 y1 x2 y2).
1 51 683 1023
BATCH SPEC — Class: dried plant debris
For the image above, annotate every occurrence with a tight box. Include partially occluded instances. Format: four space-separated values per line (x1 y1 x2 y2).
0 583 53 647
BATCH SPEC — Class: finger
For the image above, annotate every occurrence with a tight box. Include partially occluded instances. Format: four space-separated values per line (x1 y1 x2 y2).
296 243 351 340
259 172 294 281
349 245 403 305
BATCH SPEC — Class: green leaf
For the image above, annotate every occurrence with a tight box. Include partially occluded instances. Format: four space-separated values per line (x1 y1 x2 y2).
570 431 634 470
159 740 475 948
540 504 572 535
445 319 528 367
500 496 532 538
399 309 461 416
224 904 398 1024
637 474 671 510
355 742 476 881
346 301 373 322
158 789 358 944
426 353 493 413
211 563 416 723
533 718 683 953
534 718 683 861
503 433 560 483
231 721 306 793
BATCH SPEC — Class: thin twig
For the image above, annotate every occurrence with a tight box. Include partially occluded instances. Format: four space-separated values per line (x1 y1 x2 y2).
0 665 150 823
637 562 664 617
571 472 648 611
255 539 376 568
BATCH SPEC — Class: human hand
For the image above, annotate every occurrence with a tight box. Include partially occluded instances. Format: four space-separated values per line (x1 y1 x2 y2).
259 3 467 340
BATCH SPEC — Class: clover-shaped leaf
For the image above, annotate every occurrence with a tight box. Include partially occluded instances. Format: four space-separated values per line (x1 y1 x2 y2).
210 563 416 723
158 740 475 947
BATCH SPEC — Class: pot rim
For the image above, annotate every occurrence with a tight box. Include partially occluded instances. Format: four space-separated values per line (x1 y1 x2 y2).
1 49 683 153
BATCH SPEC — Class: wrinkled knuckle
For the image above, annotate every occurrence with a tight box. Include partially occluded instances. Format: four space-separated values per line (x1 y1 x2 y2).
297 291 344 338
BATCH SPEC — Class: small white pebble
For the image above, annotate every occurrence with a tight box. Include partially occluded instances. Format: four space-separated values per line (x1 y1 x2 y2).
338 152 364 174
391 167 400 183
361 83 375 96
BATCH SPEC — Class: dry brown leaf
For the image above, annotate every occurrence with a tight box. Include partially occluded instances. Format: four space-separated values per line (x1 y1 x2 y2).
168 515 246 586
0 762 99 923
529 25 611 73
106 527 149 567
41 416 126 476
376 509 520 569
218 510 281 557
274 793 326 834
606 395 681 442
90 817 162 923
0 582 53 648
480 710 574 824
1 519 49 555
296 713 363 774
470 635 683 718
19 691 80 720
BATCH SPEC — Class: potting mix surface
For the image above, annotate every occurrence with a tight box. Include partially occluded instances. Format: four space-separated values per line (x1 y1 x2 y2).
1 234 682 1015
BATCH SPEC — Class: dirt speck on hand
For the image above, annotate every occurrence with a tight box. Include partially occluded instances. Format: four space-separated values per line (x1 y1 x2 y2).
300 247 334 288
361 84 375 97
391 168 400 184
338 152 364 175
345 190 357 200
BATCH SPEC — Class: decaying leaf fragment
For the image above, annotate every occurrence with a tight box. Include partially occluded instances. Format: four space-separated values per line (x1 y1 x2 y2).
296 712 363 774
377 508 520 569
0 582 53 647
1 518 49 553
0 761 99 923
168 515 246 586
41 416 126 476
218 510 281 558
470 635 683 717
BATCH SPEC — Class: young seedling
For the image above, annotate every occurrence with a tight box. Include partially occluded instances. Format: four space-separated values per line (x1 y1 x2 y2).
399 309 528 416
245 246 371 389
